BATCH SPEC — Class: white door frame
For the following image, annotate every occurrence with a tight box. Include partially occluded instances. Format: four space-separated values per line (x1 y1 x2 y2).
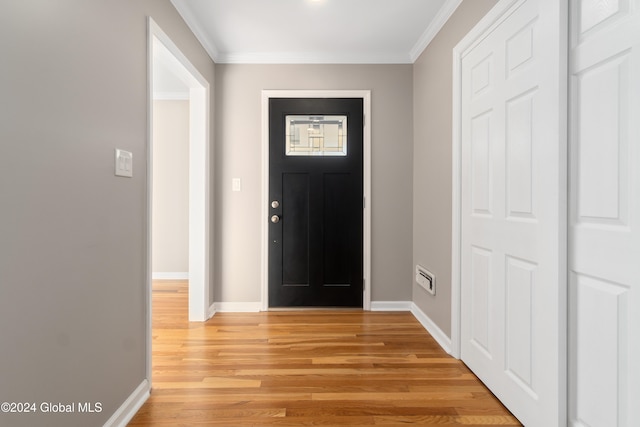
146 17 212 380
261 90 372 310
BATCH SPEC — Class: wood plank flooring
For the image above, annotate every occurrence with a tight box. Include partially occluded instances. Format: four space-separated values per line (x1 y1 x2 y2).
129 280 521 426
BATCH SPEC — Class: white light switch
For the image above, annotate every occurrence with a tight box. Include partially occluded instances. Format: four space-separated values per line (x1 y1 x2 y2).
232 178 241 192
115 149 133 178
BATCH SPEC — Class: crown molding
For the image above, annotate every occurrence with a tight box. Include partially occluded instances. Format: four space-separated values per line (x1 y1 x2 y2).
171 0 460 65
170 0 220 62
215 51 413 64
409 0 463 62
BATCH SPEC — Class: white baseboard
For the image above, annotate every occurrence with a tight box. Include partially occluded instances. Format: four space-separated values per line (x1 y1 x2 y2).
152 272 189 280
207 302 216 319
213 302 262 312
370 301 413 311
103 379 150 427
369 301 452 356
410 302 453 355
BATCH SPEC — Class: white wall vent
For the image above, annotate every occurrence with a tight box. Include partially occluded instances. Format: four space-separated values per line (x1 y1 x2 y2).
416 265 435 296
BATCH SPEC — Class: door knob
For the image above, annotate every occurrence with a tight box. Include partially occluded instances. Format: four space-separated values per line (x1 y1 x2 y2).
271 200 280 209
271 215 281 224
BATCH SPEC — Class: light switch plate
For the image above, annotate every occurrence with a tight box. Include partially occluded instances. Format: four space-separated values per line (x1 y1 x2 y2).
115 149 133 178
232 178 241 192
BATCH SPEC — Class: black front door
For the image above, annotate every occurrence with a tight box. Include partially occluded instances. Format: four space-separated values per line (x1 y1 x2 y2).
269 98 363 307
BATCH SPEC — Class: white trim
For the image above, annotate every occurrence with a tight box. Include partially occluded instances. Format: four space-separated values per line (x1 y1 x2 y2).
450 0 522 360
370 301 413 311
410 0 463 62
369 301 453 355
152 272 189 280
147 16 213 387
368 301 453 355
102 380 150 427
148 18 211 324
450 25 463 360
146 20 154 385
187 84 211 323
410 303 453 355
170 0 460 65
169 0 220 62
217 51 411 64
153 91 189 101
214 302 262 313
261 90 372 311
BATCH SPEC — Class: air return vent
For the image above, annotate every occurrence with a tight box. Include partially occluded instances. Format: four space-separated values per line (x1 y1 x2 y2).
415 265 435 296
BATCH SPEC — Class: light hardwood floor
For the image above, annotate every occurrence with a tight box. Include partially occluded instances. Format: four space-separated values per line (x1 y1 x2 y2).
129 280 520 426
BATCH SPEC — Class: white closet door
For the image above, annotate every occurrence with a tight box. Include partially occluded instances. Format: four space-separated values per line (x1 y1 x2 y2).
459 0 566 425
569 1 640 426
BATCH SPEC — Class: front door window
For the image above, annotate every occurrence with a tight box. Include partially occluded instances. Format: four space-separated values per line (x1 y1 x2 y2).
285 115 347 156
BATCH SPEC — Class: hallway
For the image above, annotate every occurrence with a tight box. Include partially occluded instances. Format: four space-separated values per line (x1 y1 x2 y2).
129 280 519 425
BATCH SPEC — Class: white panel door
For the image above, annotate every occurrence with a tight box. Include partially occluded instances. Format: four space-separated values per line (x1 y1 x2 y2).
569 1 640 426
459 1 566 426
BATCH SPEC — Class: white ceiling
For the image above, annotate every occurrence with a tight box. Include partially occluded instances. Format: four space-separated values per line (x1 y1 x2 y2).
170 0 461 64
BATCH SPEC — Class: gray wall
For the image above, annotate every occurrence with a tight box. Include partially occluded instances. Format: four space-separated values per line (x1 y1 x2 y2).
0 1 214 426
215 64 414 303
152 100 190 274
412 0 498 336
0 0 496 424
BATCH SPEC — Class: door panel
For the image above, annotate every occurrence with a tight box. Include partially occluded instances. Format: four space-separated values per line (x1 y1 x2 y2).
282 173 309 286
269 98 363 308
460 0 566 426
569 1 640 425
323 173 351 285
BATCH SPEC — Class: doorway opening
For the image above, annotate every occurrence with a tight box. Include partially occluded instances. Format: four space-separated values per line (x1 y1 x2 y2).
261 90 372 310
268 98 364 308
147 18 212 381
